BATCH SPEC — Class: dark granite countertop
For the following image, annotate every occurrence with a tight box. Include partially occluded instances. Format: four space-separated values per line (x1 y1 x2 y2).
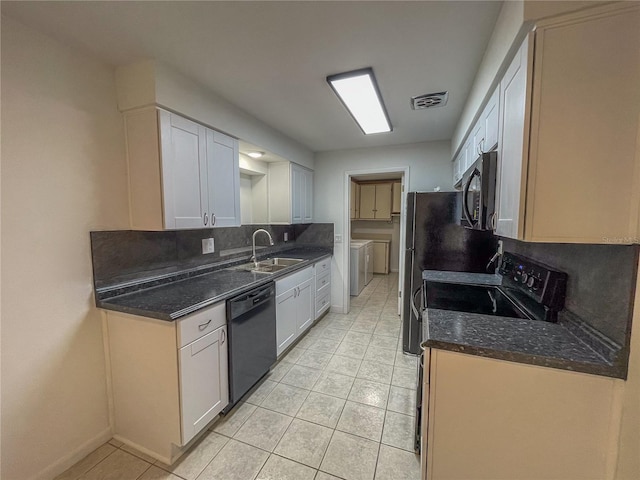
97 247 332 321
421 308 624 379
422 270 502 286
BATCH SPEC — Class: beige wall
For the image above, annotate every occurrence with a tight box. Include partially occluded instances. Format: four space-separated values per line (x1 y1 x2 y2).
1 16 129 480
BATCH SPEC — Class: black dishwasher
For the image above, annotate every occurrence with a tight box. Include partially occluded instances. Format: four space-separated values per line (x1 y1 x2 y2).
224 282 276 412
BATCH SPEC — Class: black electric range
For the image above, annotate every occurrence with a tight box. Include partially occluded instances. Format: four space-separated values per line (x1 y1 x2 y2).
414 252 568 452
425 252 568 322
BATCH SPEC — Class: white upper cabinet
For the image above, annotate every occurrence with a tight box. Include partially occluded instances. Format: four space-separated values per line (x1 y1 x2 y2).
159 111 209 229
269 162 314 224
124 107 241 230
482 88 500 152
495 35 532 239
205 130 241 227
495 4 640 243
470 121 485 163
454 87 500 190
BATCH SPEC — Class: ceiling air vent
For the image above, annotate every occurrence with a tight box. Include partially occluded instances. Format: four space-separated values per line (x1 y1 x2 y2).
410 91 449 110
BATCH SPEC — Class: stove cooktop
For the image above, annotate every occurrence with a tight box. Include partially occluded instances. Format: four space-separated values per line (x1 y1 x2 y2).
424 282 530 319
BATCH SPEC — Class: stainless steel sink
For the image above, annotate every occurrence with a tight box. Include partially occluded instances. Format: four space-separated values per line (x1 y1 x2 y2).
257 258 304 267
229 258 305 274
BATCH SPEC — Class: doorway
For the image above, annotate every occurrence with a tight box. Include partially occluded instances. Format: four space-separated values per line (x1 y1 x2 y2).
343 167 409 315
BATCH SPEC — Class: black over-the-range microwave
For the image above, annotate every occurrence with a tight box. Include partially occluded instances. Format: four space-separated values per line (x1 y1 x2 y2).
459 151 497 231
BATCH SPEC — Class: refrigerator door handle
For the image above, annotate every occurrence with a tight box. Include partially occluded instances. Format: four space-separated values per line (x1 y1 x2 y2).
411 285 423 322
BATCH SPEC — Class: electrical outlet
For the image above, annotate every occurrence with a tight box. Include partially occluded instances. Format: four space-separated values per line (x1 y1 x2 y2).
284 232 289 242
202 238 215 254
497 239 503 255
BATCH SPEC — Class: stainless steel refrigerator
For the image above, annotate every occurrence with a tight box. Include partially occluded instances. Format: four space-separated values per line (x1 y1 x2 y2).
402 192 497 354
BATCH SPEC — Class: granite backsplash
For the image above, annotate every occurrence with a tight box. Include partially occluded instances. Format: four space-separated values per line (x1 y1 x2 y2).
91 223 334 289
500 238 638 348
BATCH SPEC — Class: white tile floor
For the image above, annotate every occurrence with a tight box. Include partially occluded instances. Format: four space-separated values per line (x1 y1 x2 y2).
56 273 421 480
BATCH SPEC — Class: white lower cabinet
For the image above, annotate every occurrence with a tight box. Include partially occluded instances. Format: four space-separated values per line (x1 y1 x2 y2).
314 256 332 319
105 302 228 464
178 325 228 445
276 265 314 356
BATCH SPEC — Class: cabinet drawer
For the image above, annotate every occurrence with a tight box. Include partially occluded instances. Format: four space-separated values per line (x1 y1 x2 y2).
276 265 313 296
316 292 330 317
177 302 226 348
316 279 331 299
315 270 331 293
314 257 331 276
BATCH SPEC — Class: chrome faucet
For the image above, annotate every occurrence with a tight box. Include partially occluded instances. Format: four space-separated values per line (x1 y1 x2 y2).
251 229 274 267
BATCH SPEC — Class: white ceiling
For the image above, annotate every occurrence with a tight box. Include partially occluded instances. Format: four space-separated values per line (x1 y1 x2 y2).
2 1 502 153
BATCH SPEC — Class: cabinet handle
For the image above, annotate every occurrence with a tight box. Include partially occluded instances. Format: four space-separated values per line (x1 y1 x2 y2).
221 329 226 345
478 138 486 155
293 288 297 298
203 213 208 226
198 319 212 331
212 213 216 226
490 212 497 230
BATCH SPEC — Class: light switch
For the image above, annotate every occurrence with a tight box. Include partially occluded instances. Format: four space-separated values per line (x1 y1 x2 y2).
202 238 215 254
335 234 343 243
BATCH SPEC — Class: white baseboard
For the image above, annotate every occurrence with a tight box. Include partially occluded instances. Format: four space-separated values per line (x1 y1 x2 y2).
330 305 345 314
31 427 112 480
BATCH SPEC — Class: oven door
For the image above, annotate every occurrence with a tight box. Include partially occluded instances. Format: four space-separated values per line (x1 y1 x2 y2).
461 151 497 230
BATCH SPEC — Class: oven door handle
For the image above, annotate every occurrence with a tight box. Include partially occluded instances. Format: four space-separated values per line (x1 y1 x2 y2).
411 285 423 322
463 168 479 228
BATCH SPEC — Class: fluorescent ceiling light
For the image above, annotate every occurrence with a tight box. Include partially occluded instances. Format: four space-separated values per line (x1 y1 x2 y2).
247 151 264 159
326 68 392 135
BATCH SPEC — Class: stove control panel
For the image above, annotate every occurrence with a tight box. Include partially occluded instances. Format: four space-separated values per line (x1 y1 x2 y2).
499 252 567 310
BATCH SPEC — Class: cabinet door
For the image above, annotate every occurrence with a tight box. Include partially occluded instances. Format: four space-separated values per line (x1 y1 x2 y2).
359 184 376 219
276 287 298 356
483 87 500 152
392 182 402 214
350 181 357 219
471 122 485 162
527 8 640 242
160 111 208 229
452 155 461 187
372 242 389 274
206 130 240 227
179 326 228 444
496 36 532 239
291 166 303 224
462 137 474 174
296 278 314 335
303 170 313 223
375 183 392 220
